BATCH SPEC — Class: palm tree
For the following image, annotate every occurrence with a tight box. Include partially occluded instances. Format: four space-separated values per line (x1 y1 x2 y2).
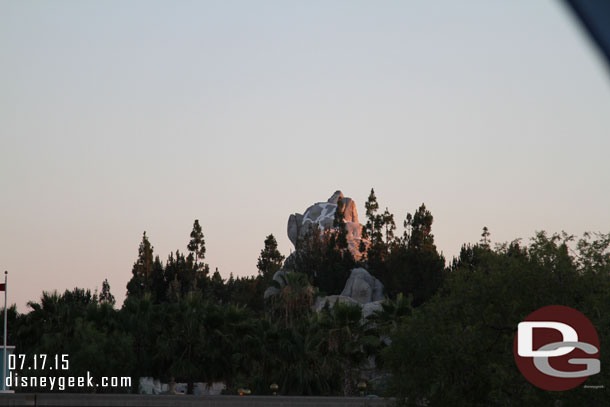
271 271 315 327
369 293 413 334
314 302 382 395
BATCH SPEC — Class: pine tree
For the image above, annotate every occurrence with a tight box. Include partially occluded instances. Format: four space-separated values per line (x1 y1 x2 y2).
167 249 197 298
257 234 285 280
99 278 116 306
207 267 229 303
150 255 167 303
126 232 155 298
362 188 393 274
392 203 444 305
187 219 209 289
187 219 206 265
365 188 379 222
402 213 413 244
333 196 349 250
406 204 435 252
480 226 491 248
363 188 379 242
382 207 396 245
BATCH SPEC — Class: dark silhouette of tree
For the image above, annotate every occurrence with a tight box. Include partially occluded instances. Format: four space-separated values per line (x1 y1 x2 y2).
362 188 382 249
257 234 285 281
384 231 610 406
390 203 445 305
382 207 396 246
291 222 355 296
480 226 491 248
187 219 210 289
99 278 115 306
405 204 435 252
149 256 167 303
332 196 349 250
126 232 155 299
187 219 206 264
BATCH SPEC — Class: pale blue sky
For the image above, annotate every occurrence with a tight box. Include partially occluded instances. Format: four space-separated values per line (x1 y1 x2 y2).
1 0 609 311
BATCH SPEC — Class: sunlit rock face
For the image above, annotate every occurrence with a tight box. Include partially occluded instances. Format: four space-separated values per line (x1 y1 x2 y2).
287 190 365 259
273 191 385 313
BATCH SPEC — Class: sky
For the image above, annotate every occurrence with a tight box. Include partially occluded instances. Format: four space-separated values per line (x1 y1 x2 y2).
1 0 610 312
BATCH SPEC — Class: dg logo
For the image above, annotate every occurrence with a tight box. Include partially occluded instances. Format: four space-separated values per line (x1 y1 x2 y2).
513 305 600 391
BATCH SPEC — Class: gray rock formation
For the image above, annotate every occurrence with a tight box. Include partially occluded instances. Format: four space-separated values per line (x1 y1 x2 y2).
312 268 386 318
341 268 385 304
287 190 366 259
263 269 289 299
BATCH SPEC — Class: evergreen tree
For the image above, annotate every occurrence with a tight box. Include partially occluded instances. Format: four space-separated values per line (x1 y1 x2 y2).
364 188 379 224
165 250 200 299
405 204 435 252
150 256 167 303
292 223 354 295
332 196 349 250
480 226 491 248
390 203 444 305
99 279 115 306
257 234 285 280
187 219 209 278
207 268 230 304
126 232 155 298
187 220 206 261
362 189 392 281
363 188 382 245
382 207 396 245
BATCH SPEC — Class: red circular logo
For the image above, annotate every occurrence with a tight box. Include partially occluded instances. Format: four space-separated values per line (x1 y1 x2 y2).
513 305 600 391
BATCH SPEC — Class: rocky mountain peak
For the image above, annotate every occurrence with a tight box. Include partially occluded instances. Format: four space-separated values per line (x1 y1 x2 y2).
287 190 365 259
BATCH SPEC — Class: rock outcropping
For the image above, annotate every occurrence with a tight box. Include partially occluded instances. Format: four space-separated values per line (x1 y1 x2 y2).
263 269 288 299
287 190 365 259
341 267 385 304
266 191 385 317
315 268 386 318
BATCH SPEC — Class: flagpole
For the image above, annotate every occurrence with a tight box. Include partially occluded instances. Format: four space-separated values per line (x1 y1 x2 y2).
2 271 7 392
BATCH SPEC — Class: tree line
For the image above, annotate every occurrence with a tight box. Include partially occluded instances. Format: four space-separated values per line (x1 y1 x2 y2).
3 189 610 405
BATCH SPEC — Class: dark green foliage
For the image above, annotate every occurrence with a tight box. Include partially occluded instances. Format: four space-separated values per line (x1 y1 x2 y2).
10 195 610 402
405 203 435 251
480 226 491 248
384 241 445 306
99 278 115 306
291 224 355 295
125 232 154 298
187 219 210 284
268 271 315 328
361 188 385 261
127 221 211 304
364 200 445 305
206 268 231 303
187 219 206 263
287 197 357 295
384 232 610 406
333 197 349 250
244 302 381 396
257 234 285 284
226 274 265 313
149 256 167 302
14 288 133 393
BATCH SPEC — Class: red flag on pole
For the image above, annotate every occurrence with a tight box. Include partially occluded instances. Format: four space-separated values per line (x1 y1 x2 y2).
0 284 5 291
